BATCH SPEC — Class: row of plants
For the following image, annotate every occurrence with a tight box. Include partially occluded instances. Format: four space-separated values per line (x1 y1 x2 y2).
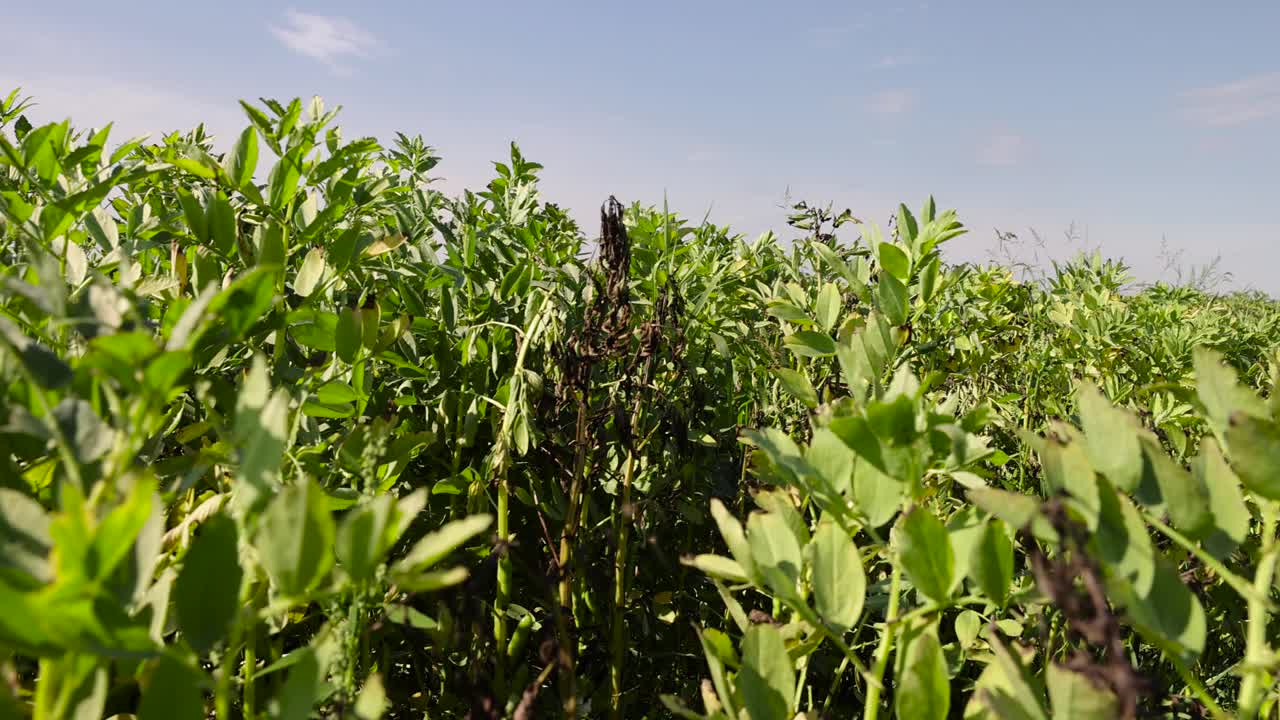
1 89 1278 718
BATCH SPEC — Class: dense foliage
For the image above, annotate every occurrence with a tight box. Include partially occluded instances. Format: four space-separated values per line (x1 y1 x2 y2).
2 90 1279 719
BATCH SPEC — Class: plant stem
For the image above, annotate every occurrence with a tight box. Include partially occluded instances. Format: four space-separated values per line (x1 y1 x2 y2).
609 448 637 719
1239 501 1279 718
243 627 257 720
864 563 901 720
493 293 548 693
556 399 591 719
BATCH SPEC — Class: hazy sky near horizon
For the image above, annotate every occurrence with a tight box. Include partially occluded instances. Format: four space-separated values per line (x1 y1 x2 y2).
4 2 1279 291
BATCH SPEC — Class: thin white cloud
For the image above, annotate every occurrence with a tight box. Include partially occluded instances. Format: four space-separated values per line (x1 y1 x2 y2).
1180 71 1280 128
867 89 916 115
873 53 919 69
270 10 378 75
810 21 867 50
977 133 1027 167
4 74 243 148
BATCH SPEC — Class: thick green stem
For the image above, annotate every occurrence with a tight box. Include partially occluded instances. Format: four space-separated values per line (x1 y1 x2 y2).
864 563 902 720
493 295 548 693
1239 502 1279 718
609 450 637 719
243 628 257 720
556 402 591 719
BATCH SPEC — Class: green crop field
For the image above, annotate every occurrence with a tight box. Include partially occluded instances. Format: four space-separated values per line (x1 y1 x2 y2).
2 90 1280 719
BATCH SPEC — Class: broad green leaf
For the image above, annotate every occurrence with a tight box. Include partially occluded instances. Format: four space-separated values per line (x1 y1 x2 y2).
814 282 841 331
766 300 812 325
1193 438 1250 558
710 499 757 582
354 673 388 720
223 126 258 191
783 330 836 358
1046 663 1119 719
964 635 1049 720
971 519 1015 607
174 514 242 655
878 241 911 281
877 272 909 326
739 623 793 720
294 248 326 297
1076 381 1142 492
894 507 954 604
1194 348 1268 436
233 357 289 509
1027 424 1099 530
1138 436 1210 534
697 626 739 719
852 454 905 528
896 622 949 720
1092 478 1155 595
336 494 396 582
138 657 204 720
811 519 865 630
336 307 362 364
686 554 749 584
967 487 1058 544
752 489 809 547
394 513 492 575
1224 412 1280 500
276 648 323 720
0 489 51 587
255 479 336 599
747 511 803 600
806 428 854 498
1113 554 1206 665
772 367 817 409
0 316 72 388
396 566 469 591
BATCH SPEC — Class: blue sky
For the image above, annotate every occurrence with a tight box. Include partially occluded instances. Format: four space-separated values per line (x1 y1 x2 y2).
4 2 1279 291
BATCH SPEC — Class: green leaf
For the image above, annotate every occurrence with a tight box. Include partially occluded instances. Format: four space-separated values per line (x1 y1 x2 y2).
336 307 362 364
1076 381 1143 492
852 454 905 528
1138 435 1211 534
877 272 909 326
710 499 757 583
1046 663 1118 719
233 357 289 509
878 241 911 281
1113 553 1206 665
1092 478 1155 596
811 519 865 631
0 489 51 587
766 300 812 326
686 554 749 584
814 282 841 331
971 519 1015 607
894 507 954 604
1194 347 1268 436
1224 411 1280 500
783 330 836 358
1193 438 1250 558
336 495 396 582
739 623 794 720
174 514 241 654
354 673 388 720
138 657 204 720
806 428 854 498
294 248 326 298
772 367 817 409
276 647 323 720
223 126 259 191
255 478 336 599
896 622 949 720
0 316 72 388
393 513 492 575
1027 424 1100 530
747 511 804 600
